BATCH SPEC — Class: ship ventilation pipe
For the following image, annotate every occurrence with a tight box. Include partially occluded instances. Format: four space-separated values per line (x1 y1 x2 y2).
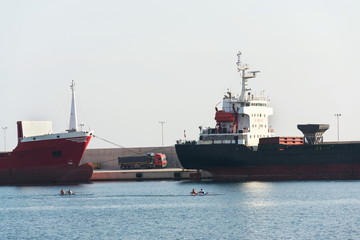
297 124 329 145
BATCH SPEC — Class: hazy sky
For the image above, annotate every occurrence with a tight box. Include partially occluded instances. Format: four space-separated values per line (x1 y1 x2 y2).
1 0 360 150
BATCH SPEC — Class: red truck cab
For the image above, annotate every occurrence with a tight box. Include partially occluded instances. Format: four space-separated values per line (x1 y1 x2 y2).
152 153 167 168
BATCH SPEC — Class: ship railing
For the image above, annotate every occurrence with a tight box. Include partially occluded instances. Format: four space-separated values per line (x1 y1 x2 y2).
176 139 197 145
201 128 250 135
225 96 269 104
246 95 270 102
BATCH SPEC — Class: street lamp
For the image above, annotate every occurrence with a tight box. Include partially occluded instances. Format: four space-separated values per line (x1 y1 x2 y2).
79 123 84 131
334 113 341 142
159 121 165 147
2 127 7 151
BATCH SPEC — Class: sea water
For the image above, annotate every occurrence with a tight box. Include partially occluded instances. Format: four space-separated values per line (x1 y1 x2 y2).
1 180 360 240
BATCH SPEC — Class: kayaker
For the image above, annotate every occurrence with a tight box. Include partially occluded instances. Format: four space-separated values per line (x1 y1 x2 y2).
60 189 65 195
199 189 206 195
191 189 197 195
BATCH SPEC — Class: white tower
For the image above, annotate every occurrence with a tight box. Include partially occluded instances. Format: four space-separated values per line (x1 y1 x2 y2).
68 80 78 132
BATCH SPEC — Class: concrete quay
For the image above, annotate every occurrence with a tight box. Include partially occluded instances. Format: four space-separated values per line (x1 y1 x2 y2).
91 168 212 181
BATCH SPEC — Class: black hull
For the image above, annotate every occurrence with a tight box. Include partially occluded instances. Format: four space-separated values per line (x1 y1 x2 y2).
175 143 360 181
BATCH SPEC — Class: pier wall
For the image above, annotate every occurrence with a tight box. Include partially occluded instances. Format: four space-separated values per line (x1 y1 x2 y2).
91 168 212 181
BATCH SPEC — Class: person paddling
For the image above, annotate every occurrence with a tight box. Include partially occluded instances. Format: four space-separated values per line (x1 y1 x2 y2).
191 189 197 195
198 189 206 195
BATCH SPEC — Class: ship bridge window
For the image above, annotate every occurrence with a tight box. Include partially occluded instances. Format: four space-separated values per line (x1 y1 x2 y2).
52 151 62 158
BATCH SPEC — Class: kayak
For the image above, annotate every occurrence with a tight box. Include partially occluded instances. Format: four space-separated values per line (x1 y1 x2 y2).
190 192 207 196
190 192 224 196
58 193 76 196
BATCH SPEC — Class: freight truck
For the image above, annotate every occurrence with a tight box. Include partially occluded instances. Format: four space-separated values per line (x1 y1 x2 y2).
118 153 167 169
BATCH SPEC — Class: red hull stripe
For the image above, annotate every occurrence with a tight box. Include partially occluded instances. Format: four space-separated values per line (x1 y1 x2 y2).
207 163 360 181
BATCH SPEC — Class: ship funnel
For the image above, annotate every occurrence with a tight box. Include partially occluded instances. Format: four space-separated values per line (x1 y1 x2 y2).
297 124 329 145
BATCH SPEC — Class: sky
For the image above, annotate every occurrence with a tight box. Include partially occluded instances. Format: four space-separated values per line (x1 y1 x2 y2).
1 0 360 150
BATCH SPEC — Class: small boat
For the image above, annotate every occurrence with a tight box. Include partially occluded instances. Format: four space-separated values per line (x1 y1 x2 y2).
59 189 75 195
190 191 207 196
59 192 76 196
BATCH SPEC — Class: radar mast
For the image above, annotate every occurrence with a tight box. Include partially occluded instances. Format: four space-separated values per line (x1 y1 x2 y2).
68 80 78 132
236 51 260 101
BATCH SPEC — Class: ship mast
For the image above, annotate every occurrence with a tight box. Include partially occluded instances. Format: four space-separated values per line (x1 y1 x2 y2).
68 80 78 132
236 51 259 101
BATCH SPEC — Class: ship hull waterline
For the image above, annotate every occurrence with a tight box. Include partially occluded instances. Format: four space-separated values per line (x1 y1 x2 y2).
0 163 93 185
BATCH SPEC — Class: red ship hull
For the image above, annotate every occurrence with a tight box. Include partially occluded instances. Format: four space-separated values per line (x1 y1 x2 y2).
207 163 360 181
0 133 93 185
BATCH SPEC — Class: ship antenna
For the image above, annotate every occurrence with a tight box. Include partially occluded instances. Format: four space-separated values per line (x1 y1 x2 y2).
68 80 78 132
236 51 259 101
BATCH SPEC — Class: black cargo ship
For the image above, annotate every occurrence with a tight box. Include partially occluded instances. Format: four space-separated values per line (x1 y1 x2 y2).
175 52 360 181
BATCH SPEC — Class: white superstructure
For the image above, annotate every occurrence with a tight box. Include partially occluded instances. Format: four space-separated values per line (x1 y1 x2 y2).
199 52 275 146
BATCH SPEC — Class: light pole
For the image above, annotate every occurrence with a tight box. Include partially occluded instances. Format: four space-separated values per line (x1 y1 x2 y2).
79 123 84 131
159 121 165 147
334 113 341 142
2 127 7 151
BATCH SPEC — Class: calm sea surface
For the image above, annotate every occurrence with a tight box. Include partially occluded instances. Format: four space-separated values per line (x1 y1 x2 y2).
1 180 360 240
